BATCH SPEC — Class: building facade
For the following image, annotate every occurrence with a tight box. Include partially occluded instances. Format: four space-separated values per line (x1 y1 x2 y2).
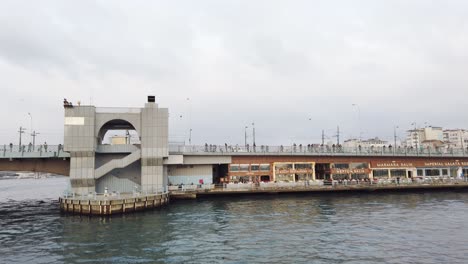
405 127 443 148
343 137 389 149
443 129 468 148
226 156 468 183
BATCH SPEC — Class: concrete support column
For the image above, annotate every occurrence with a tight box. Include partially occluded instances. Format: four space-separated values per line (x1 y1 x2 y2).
64 106 96 194
141 103 168 193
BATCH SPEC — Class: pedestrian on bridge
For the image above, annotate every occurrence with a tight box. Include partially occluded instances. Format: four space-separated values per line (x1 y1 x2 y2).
44 142 48 152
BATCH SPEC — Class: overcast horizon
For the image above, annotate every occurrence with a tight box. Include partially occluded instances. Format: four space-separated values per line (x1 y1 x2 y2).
1 0 467 146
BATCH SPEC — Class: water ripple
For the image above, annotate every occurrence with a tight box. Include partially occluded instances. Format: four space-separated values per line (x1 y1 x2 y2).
1 179 468 264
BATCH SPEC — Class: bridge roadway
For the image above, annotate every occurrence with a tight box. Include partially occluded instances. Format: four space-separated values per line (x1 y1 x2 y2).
1 144 468 176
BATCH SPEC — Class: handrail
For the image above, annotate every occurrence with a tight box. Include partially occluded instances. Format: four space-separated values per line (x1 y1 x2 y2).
2 143 468 158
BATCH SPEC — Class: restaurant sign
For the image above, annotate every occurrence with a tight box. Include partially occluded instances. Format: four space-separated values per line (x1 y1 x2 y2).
331 168 370 174
276 169 313 174
374 162 414 168
423 161 468 167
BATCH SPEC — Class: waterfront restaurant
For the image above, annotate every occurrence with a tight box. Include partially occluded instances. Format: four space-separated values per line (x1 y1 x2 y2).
226 156 468 184
273 162 315 182
228 163 271 183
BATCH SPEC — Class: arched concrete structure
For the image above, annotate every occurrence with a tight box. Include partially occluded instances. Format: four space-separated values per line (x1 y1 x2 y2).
64 97 168 194
96 119 139 145
95 114 142 142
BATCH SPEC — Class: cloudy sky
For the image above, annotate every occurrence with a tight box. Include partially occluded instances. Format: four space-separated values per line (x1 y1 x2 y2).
0 0 467 146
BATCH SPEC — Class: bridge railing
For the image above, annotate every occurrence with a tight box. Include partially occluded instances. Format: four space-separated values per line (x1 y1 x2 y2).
168 144 468 157
3 143 468 158
0 144 68 158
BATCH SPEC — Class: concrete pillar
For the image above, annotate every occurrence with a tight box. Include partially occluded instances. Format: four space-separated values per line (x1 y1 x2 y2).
64 106 96 194
141 103 168 193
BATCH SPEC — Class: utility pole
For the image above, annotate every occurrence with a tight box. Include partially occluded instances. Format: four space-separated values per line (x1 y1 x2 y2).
28 112 33 143
321 129 325 145
31 130 39 150
252 122 256 146
18 126 26 147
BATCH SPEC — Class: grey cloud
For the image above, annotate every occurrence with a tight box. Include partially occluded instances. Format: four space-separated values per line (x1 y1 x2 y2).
1 0 468 145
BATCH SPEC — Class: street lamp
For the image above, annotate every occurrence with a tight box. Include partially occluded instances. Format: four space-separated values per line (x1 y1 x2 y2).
244 126 248 147
352 104 361 142
189 128 192 145
252 122 256 146
393 126 399 154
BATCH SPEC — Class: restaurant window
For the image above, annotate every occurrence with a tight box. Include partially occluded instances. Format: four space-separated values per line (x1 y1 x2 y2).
230 165 240 172
390 169 406 177
276 174 294 182
373 169 388 178
251 164 260 171
295 163 312 169
260 175 270 182
351 173 368 180
333 174 348 180
442 169 448 176
350 163 368 169
239 176 250 182
230 176 239 181
425 169 440 176
417 169 423 176
275 163 293 170
334 163 349 169
239 164 249 172
260 164 270 171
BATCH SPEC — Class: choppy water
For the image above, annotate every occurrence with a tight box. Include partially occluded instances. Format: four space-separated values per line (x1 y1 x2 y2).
0 177 467 264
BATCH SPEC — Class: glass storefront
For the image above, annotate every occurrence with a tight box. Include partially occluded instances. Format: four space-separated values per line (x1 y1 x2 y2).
351 173 368 180
390 169 406 177
373 169 389 178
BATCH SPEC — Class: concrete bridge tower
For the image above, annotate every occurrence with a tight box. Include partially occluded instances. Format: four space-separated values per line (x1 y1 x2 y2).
63 96 168 194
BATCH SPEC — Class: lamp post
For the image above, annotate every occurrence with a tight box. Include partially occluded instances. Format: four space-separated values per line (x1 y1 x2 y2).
28 112 37 150
252 122 256 146
352 104 361 142
189 128 192 145
393 126 399 155
244 126 248 147
28 112 32 133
